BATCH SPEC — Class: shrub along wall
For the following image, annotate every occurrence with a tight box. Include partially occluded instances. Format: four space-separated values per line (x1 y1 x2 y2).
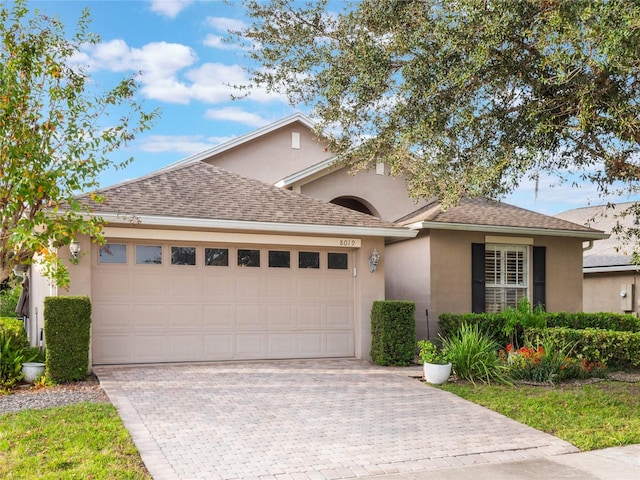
44 296 91 382
527 327 640 368
0 316 28 348
370 300 416 366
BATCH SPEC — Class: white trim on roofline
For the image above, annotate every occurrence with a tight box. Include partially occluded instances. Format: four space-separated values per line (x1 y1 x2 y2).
95 212 418 239
275 156 343 188
584 265 640 274
158 113 317 173
406 220 609 240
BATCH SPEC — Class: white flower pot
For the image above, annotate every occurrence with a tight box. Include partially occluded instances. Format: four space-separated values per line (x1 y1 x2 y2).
22 362 46 383
423 362 452 385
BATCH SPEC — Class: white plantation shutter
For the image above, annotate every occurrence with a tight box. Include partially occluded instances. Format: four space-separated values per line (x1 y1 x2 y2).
484 244 528 313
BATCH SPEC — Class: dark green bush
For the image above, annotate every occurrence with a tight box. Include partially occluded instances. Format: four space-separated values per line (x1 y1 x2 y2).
0 285 21 318
370 300 416 366
546 312 640 332
527 327 640 368
44 296 91 382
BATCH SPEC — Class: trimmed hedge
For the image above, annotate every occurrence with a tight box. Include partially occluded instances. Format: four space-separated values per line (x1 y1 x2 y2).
0 316 28 349
370 300 416 366
44 296 91 382
527 327 640 368
439 311 640 346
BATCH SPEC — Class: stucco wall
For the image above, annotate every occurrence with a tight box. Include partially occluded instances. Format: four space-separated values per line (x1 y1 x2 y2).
385 233 431 340
538 236 584 313
583 271 639 313
203 123 332 184
299 168 427 222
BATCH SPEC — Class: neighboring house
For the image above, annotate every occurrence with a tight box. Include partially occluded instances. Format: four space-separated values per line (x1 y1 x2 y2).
28 113 607 364
557 203 640 314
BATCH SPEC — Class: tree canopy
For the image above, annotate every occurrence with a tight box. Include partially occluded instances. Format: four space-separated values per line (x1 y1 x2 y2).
0 0 158 286
235 0 640 209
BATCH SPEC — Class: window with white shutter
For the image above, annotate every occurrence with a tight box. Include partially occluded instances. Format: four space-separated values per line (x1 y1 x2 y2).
484 244 529 313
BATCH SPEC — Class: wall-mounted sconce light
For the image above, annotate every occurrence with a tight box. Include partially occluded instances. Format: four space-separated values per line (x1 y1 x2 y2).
69 240 80 264
369 248 380 272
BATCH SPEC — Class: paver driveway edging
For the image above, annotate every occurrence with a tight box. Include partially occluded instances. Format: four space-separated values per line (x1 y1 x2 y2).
94 359 578 480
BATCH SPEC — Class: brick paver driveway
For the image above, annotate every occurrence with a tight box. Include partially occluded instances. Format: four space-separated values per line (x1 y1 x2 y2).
94 360 577 480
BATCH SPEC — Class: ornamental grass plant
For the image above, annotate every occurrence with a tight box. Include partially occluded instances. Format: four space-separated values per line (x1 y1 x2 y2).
441 323 511 385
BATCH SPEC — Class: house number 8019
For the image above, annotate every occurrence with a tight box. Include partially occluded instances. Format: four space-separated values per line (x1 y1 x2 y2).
339 239 357 247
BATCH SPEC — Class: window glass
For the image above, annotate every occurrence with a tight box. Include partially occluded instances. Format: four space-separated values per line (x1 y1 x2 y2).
269 250 290 268
171 246 196 265
99 244 127 264
205 248 229 266
328 252 348 270
238 249 260 267
299 251 320 269
485 244 528 313
136 245 162 265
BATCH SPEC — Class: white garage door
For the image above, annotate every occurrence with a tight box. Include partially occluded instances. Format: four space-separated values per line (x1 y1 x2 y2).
91 240 355 364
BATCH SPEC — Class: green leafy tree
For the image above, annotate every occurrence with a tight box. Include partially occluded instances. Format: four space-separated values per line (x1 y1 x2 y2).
235 0 640 208
0 0 158 286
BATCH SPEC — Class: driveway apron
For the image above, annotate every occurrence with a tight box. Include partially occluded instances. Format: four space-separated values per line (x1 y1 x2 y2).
94 360 578 480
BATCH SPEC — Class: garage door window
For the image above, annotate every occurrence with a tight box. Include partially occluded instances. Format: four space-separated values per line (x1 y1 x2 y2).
269 250 290 268
328 252 348 270
299 251 320 269
171 246 196 265
136 245 162 265
99 244 127 264
205 248 229 266
238 249 260 267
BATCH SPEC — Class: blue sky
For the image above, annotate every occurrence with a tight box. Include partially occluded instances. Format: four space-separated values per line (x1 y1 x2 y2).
28 0 640 215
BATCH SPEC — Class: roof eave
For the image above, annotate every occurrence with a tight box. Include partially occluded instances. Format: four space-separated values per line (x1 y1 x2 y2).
407 220 609 240
95 212 418 239
275 156 343 188
584 265 640 274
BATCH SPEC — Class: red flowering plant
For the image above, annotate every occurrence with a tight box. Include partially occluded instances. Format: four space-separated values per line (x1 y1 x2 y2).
499 335 604 383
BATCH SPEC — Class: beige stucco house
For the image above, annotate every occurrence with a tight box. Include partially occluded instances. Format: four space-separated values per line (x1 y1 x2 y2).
29 113 607 364
557 203 639 314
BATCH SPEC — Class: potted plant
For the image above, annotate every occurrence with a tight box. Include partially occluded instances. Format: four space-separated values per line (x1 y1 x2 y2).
418 339 452 384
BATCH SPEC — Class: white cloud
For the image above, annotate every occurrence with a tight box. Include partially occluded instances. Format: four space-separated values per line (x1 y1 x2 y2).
203 34 241 51
138 134 233 154
149 0 193 18
206 16 246 32
204 107 270 127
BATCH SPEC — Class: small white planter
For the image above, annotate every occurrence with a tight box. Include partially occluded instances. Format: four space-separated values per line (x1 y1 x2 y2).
423 362 452 385
22 362 46 383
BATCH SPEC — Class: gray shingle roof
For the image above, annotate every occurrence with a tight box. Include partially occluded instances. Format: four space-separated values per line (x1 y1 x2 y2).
78 162 395 229
398 197 603 234
556 203 637 268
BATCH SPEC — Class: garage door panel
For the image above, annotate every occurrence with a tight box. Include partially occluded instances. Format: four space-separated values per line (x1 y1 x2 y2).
236 275 262 297
93 334 132 364
93 271 130 297
169 273 202 298
134 305 168 331
325 277 352 300
93 304 130 330
134 273 169 297
267 333 296 356
170 335 202 361
203 275 233 297
298 277 323 298
326 305 353 328
93 242 355 364
203 305 234 328
169 305 202 329
267 276 294 297
267 305 295 327
326 332 354 356
297 305 323 327
235 304 264 328
203 334 234 359
235 333 265 357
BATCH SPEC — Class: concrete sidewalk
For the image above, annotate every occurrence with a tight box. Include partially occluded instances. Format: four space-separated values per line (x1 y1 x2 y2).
95 360 639 480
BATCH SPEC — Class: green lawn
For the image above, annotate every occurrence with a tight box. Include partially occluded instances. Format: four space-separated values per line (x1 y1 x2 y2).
439 380 640 451
0 402 151 479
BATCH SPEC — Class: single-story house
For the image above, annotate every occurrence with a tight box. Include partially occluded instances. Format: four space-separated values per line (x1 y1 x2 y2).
557 203 640 314
28 114 607 364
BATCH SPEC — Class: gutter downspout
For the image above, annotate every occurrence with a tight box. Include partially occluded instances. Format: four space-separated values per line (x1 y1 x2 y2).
583 240 594 251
